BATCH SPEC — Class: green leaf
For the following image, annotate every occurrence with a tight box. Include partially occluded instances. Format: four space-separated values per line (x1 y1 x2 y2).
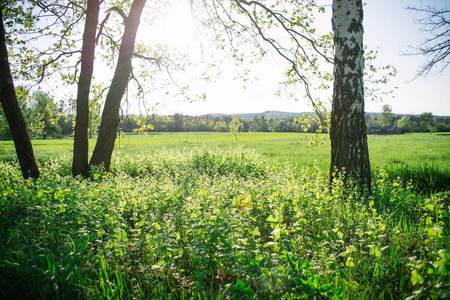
266 215 277 222
426 204 435 211
263 242 277 248
154 222 161 230
346 258 355 267
427 226 443 238
440 210 450 218
369 245 381 257
271 228 282 239
411 270 424 285
236 279 245 288
252 227 261 237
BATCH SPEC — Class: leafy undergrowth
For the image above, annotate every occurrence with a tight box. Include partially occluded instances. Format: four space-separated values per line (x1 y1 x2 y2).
0 146 449 299
381 161 450 195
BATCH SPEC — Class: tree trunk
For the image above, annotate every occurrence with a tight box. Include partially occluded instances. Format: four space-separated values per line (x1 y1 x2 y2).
72 0 100 178
89 0 146 171
0 9 39 179
330 0 370 191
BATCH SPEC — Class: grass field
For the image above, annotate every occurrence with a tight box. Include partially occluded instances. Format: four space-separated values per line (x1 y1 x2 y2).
1 132 449 170
1 132 449 299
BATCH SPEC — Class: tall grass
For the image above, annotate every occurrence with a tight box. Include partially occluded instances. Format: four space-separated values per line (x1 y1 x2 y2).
1 146 449 299
380 162 450 195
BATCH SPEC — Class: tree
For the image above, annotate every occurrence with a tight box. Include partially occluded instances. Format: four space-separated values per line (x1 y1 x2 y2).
329 0 371 190
378 104 394 127
29 90 62 139
434 122 450 132
0 87 28 139
407 5 450 77
88 99 101 138
207 0 387 190
229 116 242 142
2 0 92 177
82 0 390 186
397 116 417 133
72 0 100 177
0 7 39 179
172 113 184 132
419 112 434 131
89 0 147 171
1 89 63 139
6 0 387 187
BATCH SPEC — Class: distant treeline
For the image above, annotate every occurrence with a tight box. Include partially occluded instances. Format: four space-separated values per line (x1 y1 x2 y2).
118 114 323 134
365 108 450 134
118 112 450 134
1 90 449 140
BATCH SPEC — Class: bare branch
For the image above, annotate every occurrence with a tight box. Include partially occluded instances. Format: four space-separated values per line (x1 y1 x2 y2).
37 50 82 84
108 6 128 22
406 5 450 77
96 12 111 44
231 0 329 127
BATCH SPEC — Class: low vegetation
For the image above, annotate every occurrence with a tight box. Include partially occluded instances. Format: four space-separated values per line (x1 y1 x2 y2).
1 143 449 299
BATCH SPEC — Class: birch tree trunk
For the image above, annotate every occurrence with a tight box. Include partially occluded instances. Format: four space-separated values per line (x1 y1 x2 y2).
89 0 146 171
0 9 39 179
72 0 100 178
330 0 371 191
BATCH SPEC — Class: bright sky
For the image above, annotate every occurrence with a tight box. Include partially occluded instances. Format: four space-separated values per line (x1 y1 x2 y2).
140 0 450 117
363 0 450 116
49 0 450 117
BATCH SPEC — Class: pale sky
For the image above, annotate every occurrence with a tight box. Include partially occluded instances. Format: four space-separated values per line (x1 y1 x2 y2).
46 0 450 117
363 0 450 116
149 0 450 116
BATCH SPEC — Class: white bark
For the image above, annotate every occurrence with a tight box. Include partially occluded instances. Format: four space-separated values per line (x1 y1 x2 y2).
330 0 370 190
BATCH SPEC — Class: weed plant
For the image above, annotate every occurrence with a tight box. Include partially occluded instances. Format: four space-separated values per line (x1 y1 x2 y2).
0 146 449 299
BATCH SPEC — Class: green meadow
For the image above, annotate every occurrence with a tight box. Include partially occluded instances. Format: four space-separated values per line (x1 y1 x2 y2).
1 132 449 169
1 132 449 299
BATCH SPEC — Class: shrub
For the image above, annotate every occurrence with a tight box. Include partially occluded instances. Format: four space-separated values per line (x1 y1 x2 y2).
0 147 448 299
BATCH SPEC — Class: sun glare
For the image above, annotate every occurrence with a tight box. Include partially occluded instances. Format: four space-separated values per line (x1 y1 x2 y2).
140 1 197 48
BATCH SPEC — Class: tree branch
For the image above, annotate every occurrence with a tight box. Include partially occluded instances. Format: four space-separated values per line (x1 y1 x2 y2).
406 5 450 77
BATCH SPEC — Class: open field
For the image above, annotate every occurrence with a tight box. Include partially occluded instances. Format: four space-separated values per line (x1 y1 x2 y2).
1 132 449 170
1 133 449 299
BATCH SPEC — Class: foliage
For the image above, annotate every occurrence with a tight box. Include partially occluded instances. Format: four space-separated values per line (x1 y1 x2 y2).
434 123 450 133
29 90 62 138
1 1 38 44
378 104 394 127
118 113 450 136
0 89 63 139
88 86 103 138
0 146 449 299
397 116 418 133
3 1 85 83
120 113 325 134
229 116 242 142
419 112 434 131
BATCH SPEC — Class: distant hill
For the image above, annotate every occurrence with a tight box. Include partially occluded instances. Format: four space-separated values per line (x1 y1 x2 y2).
204 111 314 120
203 110 449 120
